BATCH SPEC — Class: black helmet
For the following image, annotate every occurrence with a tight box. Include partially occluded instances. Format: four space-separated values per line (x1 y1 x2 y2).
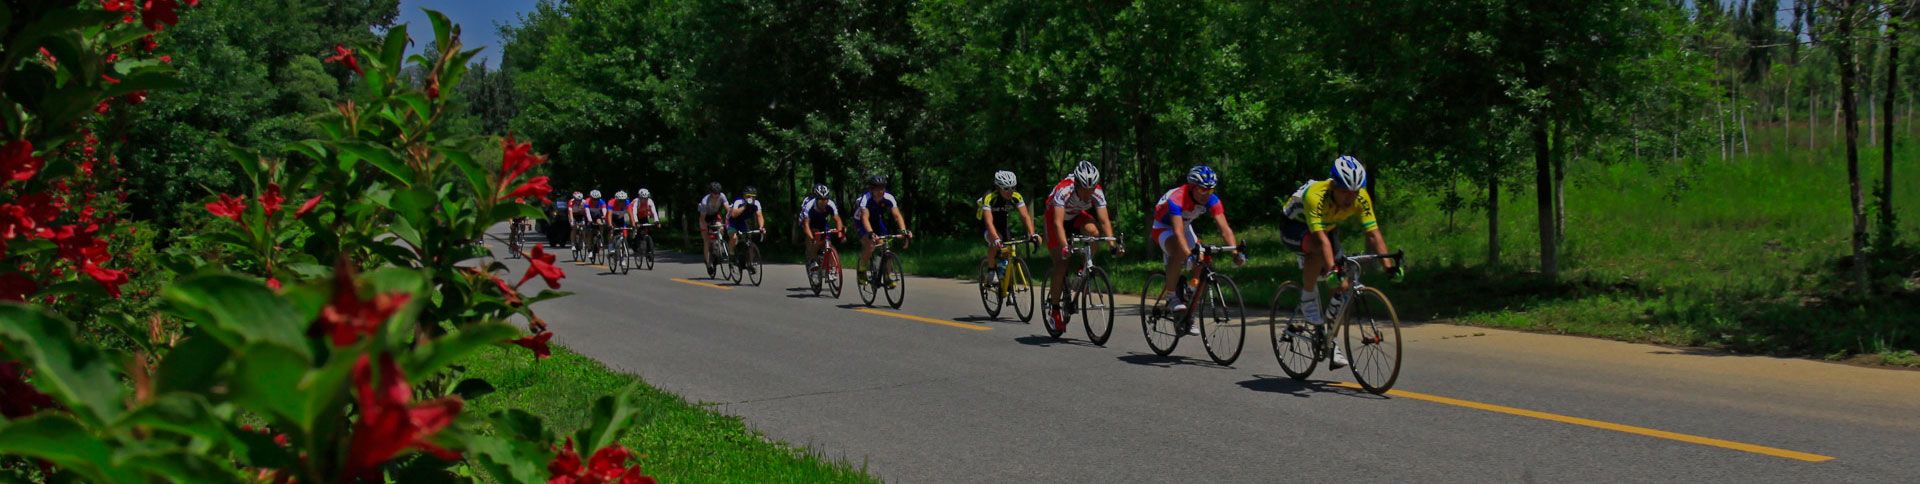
744 185 759 196
813 184 830 199
868 174 888 187
708 182 723 193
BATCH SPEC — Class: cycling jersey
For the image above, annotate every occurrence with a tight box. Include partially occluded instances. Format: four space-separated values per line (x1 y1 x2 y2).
697 193 730 216
801 197 839 233
1283 179 1377 232
853 191 898 237
584 199 608 223
631 199 659 223
1151 185 1224 229
567 199 587 221
727 197 763 231
1046 178 1106 214
979 190 1026 240
606 199 633 227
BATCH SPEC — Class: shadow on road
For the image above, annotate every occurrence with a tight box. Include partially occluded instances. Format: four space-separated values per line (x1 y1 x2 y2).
1235 375 1386 399
1115 352 1230 369
1012 335 1102 348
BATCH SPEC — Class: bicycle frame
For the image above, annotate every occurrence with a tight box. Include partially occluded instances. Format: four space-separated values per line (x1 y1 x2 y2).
1180 245 1236 319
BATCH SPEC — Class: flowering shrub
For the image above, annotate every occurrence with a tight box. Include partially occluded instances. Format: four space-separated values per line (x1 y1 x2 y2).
0 5 646 483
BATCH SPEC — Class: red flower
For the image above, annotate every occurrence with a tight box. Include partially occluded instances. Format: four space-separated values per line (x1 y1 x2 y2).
141 0 181 31
123 91 148 105
260 183 286 216
81 260 129 298
510 331 554 359
205 193 246 222
140 35 158 51
344 354 462 480
498 135 546 192
294 193 323 218
158 55 172 63
546 439 655 484
104 0 136 22
0 362 57 419
0 272 37 302
267 277 282 291
505 176 552 200
518 244 565 289
1 140 44 182
325 45 363 75
317 269 413 346
100 74 120 84
0 194 59 240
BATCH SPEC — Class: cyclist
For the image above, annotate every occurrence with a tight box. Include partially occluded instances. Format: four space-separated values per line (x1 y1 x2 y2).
854 174 912 284
727 186 766 273
1044 160 1123 330
584 189 609 259
979 170 1036 285
801 184 846 270
628 188 660 252
1152 166 1246 334
566 191 588 250
697 182 730 277
1281 155 1401 369
606 191 634 257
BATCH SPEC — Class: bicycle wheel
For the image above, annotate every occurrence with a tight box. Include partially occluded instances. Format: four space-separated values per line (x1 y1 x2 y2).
611 237 627 274
570 227 582 260
641 236 654 270
746 242 763 286
882 252 906 309
978 261 1004 319
1199 274 1247 366
825 246 843 299
1079 267 1115 346
1269 281 1319 380
809 254 825 296
857 255 877 306
1044 273 1072 339
1344 286 1403 394
1140 273 1180 356
1008 258 1035 323
725 244 745 285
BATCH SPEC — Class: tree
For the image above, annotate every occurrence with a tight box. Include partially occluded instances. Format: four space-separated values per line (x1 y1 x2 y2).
1815 0 1873 291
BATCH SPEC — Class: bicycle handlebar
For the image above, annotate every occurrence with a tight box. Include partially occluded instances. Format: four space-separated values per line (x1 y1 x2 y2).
1344 249 1404 264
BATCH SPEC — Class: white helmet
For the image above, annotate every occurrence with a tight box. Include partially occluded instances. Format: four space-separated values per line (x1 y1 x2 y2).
615 191 629 200
589 189 603 198
572 192 583 200
1330 155 1368 190
993 170 1017 189
637 188 651 199
1070 160 1099 188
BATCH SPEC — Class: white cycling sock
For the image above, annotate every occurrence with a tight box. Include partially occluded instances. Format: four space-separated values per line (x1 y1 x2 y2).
1299 288 1322 323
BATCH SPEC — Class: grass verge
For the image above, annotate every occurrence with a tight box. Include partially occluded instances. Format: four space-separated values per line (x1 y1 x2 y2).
459 344 882 483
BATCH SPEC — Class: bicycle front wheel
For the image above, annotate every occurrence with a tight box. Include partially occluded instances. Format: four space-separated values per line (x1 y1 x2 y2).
857 256 877 306
1343 286 1403 394
1269 281 1318 380
825 247 843 299
1140 273 1180 356
979 261 1004 318
1008 258 1035 323
1199 274 1247 366
1080 267 1115 346
882 252 906 309
640 236 655 270
746 242 763 286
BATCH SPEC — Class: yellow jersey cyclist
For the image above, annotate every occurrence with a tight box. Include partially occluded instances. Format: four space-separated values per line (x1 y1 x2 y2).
1281 155 1402 369
979 170 1037 285
1152 166 1245 333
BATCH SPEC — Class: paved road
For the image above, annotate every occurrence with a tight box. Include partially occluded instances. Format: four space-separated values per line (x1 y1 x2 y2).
488 229 1920 483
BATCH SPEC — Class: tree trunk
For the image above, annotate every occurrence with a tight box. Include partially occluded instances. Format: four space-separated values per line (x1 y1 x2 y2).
1882 18 1900 244
1785 76 1794 153
1553 124 1566 243
1488 151 1501 268
1740 106 1750 157
1870 94 1877 146
1811 82 1818 154
1720 102 1729 162
1836 5 1872 292
1534 117 1557 280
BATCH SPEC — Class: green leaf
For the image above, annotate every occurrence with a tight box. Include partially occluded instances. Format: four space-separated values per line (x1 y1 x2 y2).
573 384 646 452
452 378 496 401
282 140 328 163
464 433 547 484
33 280 107 299
223 143 262 186
0 414 140 484
229 342 313 426
113 393 226 444
380 25 410 77
156 329 229 394
405 322 520 379
525 290 574 306
161 274 311 358
397 91 432 120
334 141 412 185
443 148 493 200
426 8 454 52
117 450 250 484
103 70 189 98
0 305 125 426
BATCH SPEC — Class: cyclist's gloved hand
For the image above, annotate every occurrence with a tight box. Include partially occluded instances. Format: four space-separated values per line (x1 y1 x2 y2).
1388 264 1405 282
1233 252 1248 268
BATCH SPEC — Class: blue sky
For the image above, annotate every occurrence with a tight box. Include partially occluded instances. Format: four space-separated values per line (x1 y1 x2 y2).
392 0 540 68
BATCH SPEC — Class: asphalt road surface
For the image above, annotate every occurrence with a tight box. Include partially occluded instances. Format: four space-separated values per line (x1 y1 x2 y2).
487 227 1920 483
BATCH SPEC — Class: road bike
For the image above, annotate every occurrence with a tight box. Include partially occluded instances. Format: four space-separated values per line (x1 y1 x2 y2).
606 222 633 275
977 235 1039 322
1042 234 1119 345
704 221 734 280
728 229 764 286
1269 249 1405 394
633 223 657 271
857 234 909 309
507 217 529 258
1140 244 1247 365
806 229 844 298
568 213 587 261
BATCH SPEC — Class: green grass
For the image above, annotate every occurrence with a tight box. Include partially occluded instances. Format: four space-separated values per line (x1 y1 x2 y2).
459 345 882 483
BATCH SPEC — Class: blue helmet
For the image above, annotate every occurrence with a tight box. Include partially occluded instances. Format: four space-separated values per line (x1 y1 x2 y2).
1186 166 1218 189
1330 155 1367 190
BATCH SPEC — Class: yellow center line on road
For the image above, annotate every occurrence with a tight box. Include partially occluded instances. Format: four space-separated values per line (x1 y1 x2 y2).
671 278 733 290
1329 382 1834 462
854 308 992 331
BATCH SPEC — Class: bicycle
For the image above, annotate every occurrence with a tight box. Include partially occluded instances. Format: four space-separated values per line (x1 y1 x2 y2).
806 229 844 298
634 223 657 271
857 234 909 309
585 221 607 266
1041 234 1120 345
728 229 764 286
978 236 1039 323
569 214 587 261
1269 249 1405 394
704 221 733 280
606 222 632 275
507 217 528 258
1140 245 1248 365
